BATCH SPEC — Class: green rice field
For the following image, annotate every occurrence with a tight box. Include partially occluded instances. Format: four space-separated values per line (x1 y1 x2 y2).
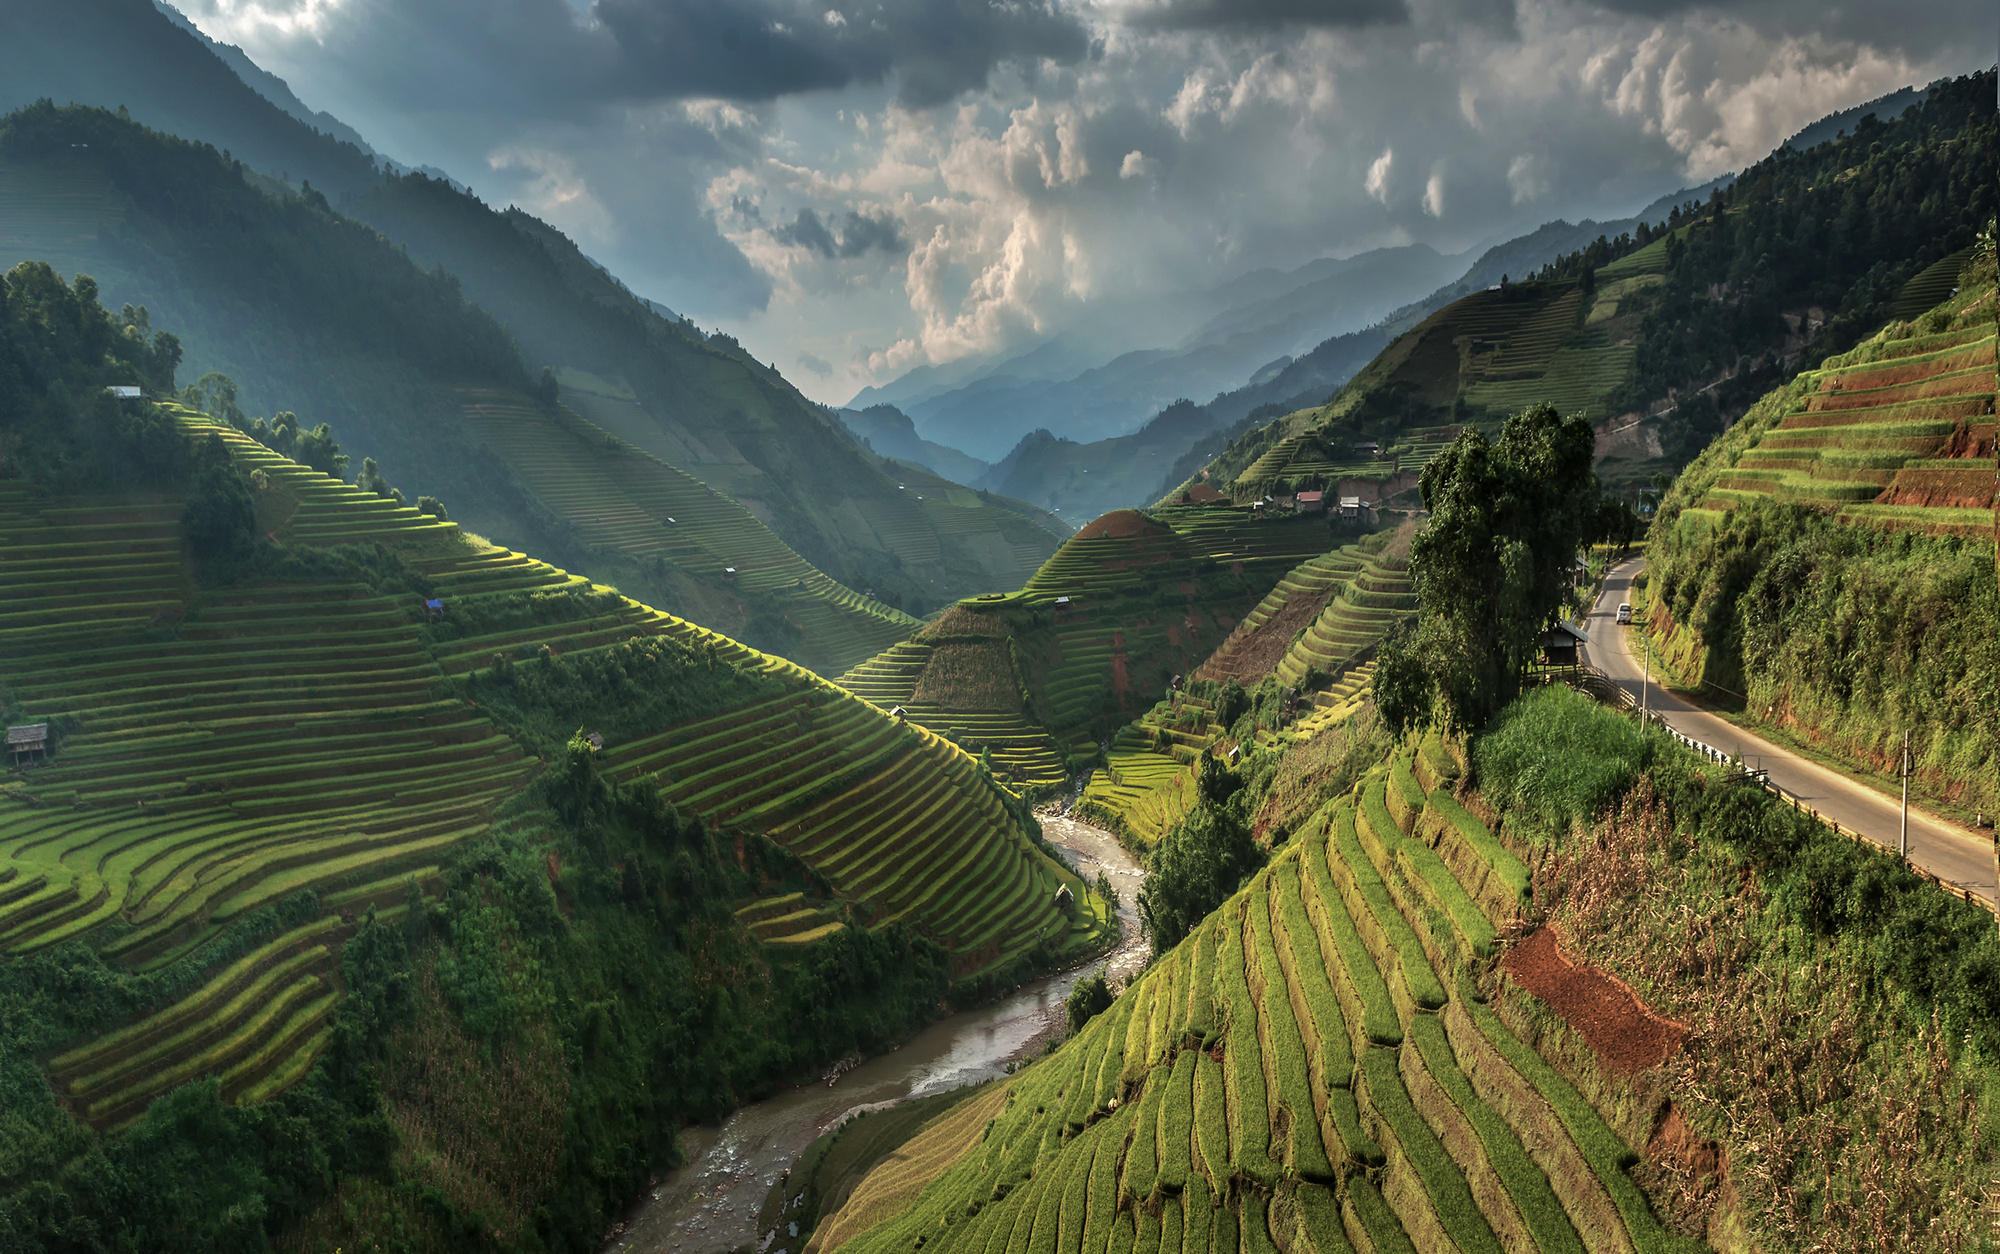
0 411 1096 1125
823 747 1686 1254
1696 280 1996 532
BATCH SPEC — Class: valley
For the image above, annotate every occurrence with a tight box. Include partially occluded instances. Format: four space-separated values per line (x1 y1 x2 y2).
0 12 1992 1254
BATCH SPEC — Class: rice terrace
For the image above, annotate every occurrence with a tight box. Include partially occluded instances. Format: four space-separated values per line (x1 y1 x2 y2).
0 5 1994 1254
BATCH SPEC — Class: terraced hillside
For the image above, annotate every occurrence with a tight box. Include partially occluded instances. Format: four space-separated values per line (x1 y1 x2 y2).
1197 254 1655 509
839 642 1069 792
1683 278 1996 537
839 505 1333 779
1641 247 2000 819
821 744 1693 1254
457 389 919 675
0 410 1103 1130
1081 536 1414 843
1189 80 1996 507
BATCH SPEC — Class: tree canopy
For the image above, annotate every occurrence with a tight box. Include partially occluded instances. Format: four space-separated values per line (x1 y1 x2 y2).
1136 753 1260 956
1373 403 1600 736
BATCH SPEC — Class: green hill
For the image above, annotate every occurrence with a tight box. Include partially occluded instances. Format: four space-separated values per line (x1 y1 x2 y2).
0 104 987 675
839 505 1340 786
351 174 1063 610
0 28 1065 613
0 268 1109 1248
1078 533 1416 845
1643 241 2000 818
1191 69 1996 505
812 691 2000 1254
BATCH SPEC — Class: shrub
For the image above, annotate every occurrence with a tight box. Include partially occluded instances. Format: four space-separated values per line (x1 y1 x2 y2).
181 439 261 577
1138 802 1262 957
1473 686 1650 840
1065 970 1114 1036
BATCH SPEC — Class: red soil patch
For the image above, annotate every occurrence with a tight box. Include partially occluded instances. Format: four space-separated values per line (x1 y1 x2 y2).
1501 927 1687 1075
1646 1103 1720 1181
1197 586 1337 683
1806 368 1997 410
1075 508 1167 540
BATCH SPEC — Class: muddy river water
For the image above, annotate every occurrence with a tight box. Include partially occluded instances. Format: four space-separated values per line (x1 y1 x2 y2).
604 813 1150 1254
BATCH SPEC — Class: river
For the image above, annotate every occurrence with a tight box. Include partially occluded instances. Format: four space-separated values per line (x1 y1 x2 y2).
603 813 1151 1254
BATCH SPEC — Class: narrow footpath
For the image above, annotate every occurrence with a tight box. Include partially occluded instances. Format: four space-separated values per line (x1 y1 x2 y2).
1587 558 1998 908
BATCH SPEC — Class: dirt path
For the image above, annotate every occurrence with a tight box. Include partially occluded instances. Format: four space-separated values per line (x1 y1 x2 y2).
1589 558 1997 907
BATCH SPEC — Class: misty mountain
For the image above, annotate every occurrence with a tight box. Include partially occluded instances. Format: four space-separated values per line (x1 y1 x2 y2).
868 242 1470 462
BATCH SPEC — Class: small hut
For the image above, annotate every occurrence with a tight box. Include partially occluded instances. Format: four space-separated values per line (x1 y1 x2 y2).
1539 621 1590 670
423 597 445 621
6 723 48 766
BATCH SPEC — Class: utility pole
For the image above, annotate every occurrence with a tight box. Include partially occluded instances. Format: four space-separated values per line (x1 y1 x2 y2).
1899 730 1910 860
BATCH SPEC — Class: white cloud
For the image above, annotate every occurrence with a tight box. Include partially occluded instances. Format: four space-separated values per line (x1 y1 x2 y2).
1421 164 1445 217
174 0 349 42
1364 146 1393 204
487 145 617 246
1505 152 1549 204
194 0 1986 404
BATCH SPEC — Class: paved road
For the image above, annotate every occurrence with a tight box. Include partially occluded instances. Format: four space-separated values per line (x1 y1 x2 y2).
1587 557 1998 908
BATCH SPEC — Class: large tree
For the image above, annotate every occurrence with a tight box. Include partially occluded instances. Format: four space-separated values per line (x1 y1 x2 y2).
1374 403 1600 735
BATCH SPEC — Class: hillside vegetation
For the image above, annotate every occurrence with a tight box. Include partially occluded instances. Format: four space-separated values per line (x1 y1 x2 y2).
1643 236 1999 818
0 95 1057 638
1079 532 1417 846
816 690 2000 1254
840 505 1340 785
0 267 1107 1249
1191 69 1996 506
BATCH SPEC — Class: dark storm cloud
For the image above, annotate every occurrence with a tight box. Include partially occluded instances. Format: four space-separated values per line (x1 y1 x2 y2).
1119 0 1407 31
774 208 909 258
302 0 1088 115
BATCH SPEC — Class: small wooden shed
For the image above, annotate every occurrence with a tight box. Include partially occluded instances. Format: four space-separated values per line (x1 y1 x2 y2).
1540 621 1590 669
6 723 48 766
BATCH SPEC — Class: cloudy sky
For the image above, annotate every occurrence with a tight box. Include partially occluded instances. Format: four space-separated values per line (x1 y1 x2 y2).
171 0 1988 404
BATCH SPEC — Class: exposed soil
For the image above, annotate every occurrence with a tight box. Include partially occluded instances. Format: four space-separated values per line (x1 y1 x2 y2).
1074 509 1168 540
1500 927 1687 1075
1635 1102 1726 1242
1196 587 1337 683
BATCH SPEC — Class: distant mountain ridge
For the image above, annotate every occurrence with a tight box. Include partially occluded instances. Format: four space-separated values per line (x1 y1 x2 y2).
1186 69 1994 507
0 0 1062 626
